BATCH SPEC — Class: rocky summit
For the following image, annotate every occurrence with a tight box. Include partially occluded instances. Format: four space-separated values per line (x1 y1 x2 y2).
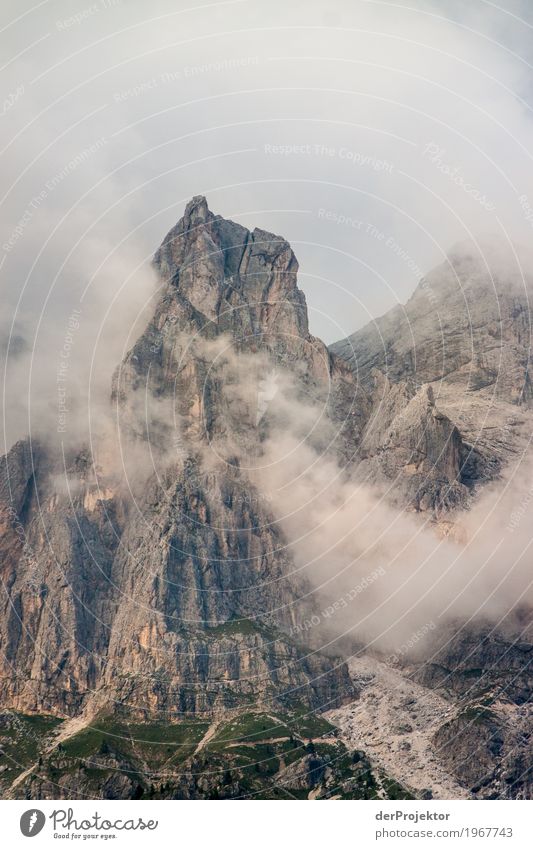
331 245 533 512
0 199 531 800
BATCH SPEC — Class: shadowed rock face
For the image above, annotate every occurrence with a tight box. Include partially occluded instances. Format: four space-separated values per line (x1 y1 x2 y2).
355 376 469 514
432 696 533 799
410 618 533 704
0 440 120 715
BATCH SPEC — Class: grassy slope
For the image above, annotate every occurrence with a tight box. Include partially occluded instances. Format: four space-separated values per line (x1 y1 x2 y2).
2 707 415 801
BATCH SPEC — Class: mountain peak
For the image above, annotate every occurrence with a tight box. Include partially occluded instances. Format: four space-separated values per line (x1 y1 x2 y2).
152 198 308 337
182 194 211 226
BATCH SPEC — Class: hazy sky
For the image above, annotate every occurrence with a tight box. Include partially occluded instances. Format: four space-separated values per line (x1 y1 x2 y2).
3 0 533 446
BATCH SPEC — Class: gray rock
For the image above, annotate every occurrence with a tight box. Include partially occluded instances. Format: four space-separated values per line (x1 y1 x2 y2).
0 197 356 720
331 245 533 509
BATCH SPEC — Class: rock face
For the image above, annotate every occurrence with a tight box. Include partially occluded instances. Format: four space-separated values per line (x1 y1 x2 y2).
412 620 533 706
328 644 533 801
0 197 356 721
332 246 533 401
356 375 468 513
331 246 533 511
432 700 533 800
114 195 365 458
0 440 119 716
0 200 531 800
328 247 533 800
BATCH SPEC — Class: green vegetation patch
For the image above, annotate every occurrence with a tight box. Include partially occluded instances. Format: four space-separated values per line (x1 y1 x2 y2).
282 704 336 739
205 618 269 638
6 709 419 801
0 712 63 785
59 717 209 767
211 712 292 746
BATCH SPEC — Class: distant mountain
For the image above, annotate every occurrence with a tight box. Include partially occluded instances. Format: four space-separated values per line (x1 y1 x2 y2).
331 246 533 514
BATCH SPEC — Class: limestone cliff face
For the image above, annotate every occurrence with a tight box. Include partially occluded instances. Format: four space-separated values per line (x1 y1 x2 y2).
1 201 532 801
101 196 366 715
0 202 529 723
357 375 468 514
0 441 119 715
114 195 365 456
153 195 309 339
332 245 533 509
332 247 533 401
0 198 357 719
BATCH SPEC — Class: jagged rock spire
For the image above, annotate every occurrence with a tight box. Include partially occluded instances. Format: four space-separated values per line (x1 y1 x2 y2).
153 196 308 337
